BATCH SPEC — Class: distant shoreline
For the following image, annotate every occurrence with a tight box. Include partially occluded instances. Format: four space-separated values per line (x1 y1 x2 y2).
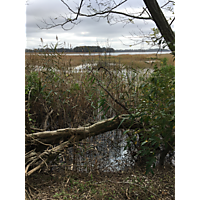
25 47 170 54
25 51 171 56
114 49 170 53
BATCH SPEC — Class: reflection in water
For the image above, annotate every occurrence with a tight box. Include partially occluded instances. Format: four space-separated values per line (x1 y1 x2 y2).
63 129 135 172
62 128 174 172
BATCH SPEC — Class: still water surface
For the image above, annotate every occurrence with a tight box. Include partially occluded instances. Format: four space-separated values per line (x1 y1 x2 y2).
30 51 170 56
63 51 170 56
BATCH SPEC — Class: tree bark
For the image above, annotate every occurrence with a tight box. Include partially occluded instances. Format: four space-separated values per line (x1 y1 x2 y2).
143 0 175 53
26 114 142 149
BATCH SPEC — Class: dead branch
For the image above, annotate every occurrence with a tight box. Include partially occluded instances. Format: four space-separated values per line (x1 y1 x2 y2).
43 108 53 131
40 0 152 30
89 68 131 115
25 109 32 134
25 136 75 176
60 0 151 20
25 114 143 176
26 114 142 146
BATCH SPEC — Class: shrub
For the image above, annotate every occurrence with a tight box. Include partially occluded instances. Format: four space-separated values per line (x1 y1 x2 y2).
126 58 175 174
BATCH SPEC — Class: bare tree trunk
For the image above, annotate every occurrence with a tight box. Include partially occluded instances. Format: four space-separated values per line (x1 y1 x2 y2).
26 114 142 149
143 0 175 53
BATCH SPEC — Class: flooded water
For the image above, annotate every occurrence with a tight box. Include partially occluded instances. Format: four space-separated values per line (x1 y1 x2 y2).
59 128 174 173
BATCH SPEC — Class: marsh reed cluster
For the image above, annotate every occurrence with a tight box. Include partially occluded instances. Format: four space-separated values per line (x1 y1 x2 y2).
25 43 175 199
25 50 156 131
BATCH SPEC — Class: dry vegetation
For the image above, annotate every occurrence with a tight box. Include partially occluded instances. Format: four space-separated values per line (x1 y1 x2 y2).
26 165 174 200
25 52 175 200
25 53 174 69
25 52 161 130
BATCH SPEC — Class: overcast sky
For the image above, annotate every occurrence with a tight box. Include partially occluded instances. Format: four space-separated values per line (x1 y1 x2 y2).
26 0 175 50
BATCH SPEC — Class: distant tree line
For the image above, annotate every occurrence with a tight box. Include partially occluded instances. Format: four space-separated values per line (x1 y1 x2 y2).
73 46 114 53
25 46 170 53
25 46 115 53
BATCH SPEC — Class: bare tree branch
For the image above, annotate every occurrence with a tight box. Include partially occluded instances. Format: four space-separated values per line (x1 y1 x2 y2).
89 68 131 115
90 10 152 20
38 0 84 30
61 0 152 20
26 114 142 145
38 0 174 53
39 0 152 30
161 1 175 8
170 17 175 26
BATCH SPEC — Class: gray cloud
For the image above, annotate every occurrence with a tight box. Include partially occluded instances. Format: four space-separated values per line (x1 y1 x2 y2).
26 0 174 49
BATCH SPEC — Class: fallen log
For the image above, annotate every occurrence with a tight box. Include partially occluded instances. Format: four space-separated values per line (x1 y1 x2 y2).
26 114 142 147
25 114 143 176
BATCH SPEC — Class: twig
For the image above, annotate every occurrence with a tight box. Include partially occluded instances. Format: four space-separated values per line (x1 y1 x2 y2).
25 189 32 200
25 134 53 148
26 158 48 176
126 188 130 199
97 66 112 88
43 107 53 131
30 127 44 132
89 68 131 114
25 136 75 176
107 180 160 198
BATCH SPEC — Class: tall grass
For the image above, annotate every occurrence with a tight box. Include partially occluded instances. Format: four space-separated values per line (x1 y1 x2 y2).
25 51 96 130
26 49 151 130
25 43 174 174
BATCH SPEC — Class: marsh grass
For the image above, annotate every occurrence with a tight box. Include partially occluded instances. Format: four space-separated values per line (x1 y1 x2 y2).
25 46 174 199
25 53 96 129
25 52 174 69
26 51 155 129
